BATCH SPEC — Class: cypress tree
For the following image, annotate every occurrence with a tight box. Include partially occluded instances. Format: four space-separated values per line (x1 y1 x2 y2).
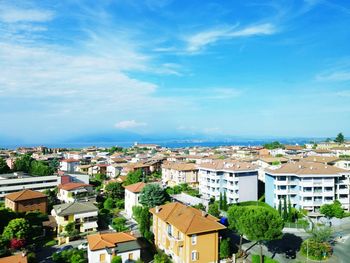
223 191 228 211
288 196 293 222
278 199 282 216
219 192 223 210
283 196 288 221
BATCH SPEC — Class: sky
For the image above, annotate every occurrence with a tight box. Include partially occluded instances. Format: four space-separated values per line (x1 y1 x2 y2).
0 0 350 144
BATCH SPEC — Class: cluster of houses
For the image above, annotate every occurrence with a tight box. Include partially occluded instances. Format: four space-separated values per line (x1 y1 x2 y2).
0 140 350 262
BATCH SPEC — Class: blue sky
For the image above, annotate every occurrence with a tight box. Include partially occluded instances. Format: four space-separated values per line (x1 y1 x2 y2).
0 0 350 143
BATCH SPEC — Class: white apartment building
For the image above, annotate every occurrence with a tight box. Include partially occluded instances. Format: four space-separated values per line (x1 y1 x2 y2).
198 161 259 204
123 182 146 218
60 159 80 173
0 172 61 200
265 162 350 212
57 182 94 203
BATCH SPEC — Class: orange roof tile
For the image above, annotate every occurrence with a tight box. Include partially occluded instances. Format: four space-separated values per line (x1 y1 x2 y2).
61 158 79 163
87 232 136 251
0 254 27 263
5 189 47 202
58 182 91 191
123 182 146 193
150 202 226 235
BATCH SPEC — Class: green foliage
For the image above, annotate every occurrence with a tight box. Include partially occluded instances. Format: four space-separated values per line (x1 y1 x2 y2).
222 191 228 211
104 182 124 199
220 238 231 259
132 206 143 222
111 256 122 263
283 197 288 221
0 158 10 174
14 154 33 173
275 154 283 157
97 208 111 230
278 199 282 216
287 197 293 222
95 173 107 182
300 239 332 260
263 141 284 150
2 218 30 241
271 161 281 166
192 203 206 211
320 200 344 218
166 183 199 197
30 160 55 176
103 197 115 210
208 202 220 218
108 146 124 154
334 132 345 144
27 252 37 263
252 255 278 263
64 222 79 238
125 169 144 185
112 217 129 232
52 248 86 263
310 226 332 243
0 208 18 233
43 188 59 212
137 207 152 240
115 199 124 209
139 184 167 208
154 250 172 263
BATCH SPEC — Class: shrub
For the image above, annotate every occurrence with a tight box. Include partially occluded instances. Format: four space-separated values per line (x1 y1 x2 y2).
300 239 332 260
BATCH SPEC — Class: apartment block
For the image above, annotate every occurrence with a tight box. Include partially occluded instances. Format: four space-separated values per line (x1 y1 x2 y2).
162 162 198 187
150 202 226 263
198 161 259 204
0 172 61 200
265 162 350 212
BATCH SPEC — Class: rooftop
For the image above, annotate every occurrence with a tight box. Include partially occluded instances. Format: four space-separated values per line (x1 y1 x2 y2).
5 189 47 201
87 232 137 251
123 182 146 193
53 201 98 216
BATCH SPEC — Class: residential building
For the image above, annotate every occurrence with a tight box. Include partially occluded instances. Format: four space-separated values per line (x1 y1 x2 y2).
150 202 226 263
5 189 47 214
0 253 27 263
57 182 94 203
265 162 350 212
51 202 98 244
124 182 146 218
0 172 61 200
60 159 80 173
162 162 198 187
87 232 141 263
198 161 259 204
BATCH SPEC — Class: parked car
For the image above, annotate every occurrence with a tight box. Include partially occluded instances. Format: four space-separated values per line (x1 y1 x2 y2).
78 242 88 250
285 249 296 259
57 245 73 253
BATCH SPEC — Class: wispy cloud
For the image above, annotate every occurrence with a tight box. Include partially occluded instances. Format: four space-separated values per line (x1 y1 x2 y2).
0 4 54 23
115 120 147 129
316 71 350 82
185 23 277 53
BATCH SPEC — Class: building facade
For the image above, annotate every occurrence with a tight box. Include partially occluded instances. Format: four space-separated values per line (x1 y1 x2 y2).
198 161 259 204
87 232 141 263
5 189 48 214
162 162 198 187
124 182 146 218
265 162 350 212
150 202 226 263
0 173 61 200
57 182 94 203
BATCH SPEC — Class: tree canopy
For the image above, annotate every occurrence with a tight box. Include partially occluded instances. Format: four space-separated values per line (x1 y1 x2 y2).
0 158 10 174
263 141 284 150
125 169 144 185
14 154 33 173
139 184 167 208
334 133 345 144
320 200 344 218
2 218 30 241
104 182 124 199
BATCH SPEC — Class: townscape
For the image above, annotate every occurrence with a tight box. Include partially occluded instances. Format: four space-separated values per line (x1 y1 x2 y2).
0 134 349 263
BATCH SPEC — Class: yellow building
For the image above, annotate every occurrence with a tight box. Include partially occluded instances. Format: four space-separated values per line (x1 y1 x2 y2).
150 202 226 263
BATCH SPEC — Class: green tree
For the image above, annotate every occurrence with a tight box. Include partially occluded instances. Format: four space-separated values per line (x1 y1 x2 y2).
208 202 220 218
139 184 167 208
105 182 124 199
132 206 144 222
320 200 344 218
222 191 228 211
310 226 332 243
0 208 17 233
334 133 345 144
111 256 122 263
2 218 30 241
154 251 172 263
263 141 284 150
112 217 129 232
139 207 152 240
0 158 10 174
125 169 144 185
278 199 282 216
30 160 54 176
227 205 246 254
14 154 33 173
219 193 223 210
43 188 58 212
220 238 231 259
192 203 206 211
283 197 288 221
287 197 293 222
103 197 115 210
52 248 86 263
49 158 60 171
64 222 79 238
237 207 284 263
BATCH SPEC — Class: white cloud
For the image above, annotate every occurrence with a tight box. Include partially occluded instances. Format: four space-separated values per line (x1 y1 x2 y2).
186 23 277 52
316 71 350 82
0 5 54 23
115 120 147 129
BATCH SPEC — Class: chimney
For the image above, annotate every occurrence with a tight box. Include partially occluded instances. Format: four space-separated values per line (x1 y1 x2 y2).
202 210 207 217
155 206 159 213
22 251 26 257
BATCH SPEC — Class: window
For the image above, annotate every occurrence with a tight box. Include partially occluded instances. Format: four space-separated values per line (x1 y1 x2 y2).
191 251 198 261
191 234 197 245
99 253 106 262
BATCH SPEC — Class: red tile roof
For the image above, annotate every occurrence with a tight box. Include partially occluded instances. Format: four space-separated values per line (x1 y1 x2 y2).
58 182 91 191
123 182 146 193
5 189 47 202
